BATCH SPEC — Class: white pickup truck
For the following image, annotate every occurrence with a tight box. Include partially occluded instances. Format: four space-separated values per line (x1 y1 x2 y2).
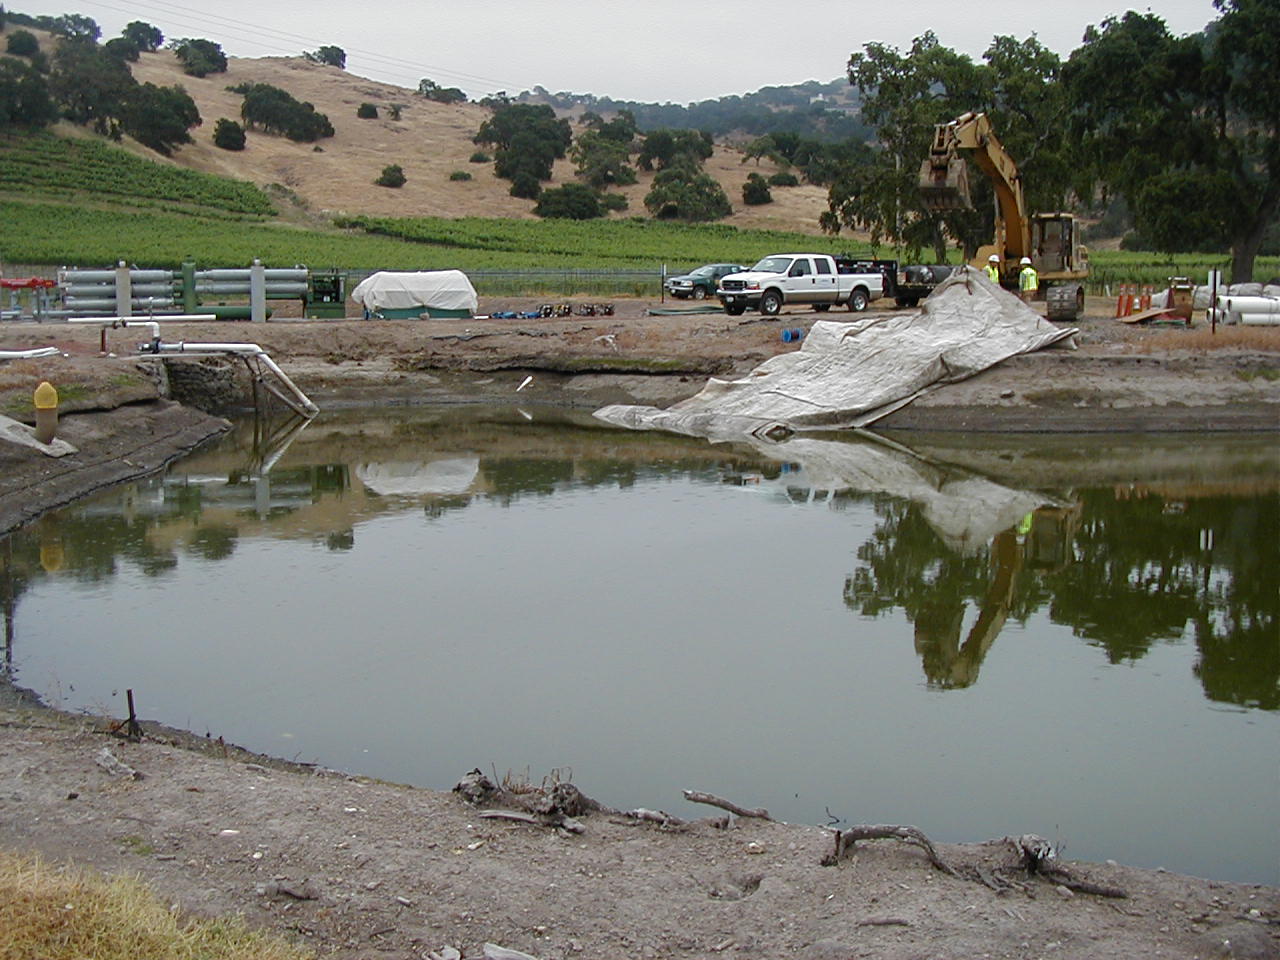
716 254 888 316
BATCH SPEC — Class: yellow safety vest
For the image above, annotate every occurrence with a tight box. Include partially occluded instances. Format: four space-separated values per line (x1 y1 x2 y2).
984 263 1000 283
1019 266 1038 292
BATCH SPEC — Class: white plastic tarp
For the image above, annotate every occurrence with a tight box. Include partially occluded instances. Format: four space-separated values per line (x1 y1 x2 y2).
595 266 1077 439
350 270 478 314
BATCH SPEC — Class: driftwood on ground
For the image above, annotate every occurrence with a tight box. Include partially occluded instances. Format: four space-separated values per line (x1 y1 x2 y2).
452 772 1128 899
822 823 957 875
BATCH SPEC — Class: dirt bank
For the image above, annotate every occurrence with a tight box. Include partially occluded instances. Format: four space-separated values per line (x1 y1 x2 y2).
1 296 1278 959
2 702 1276 960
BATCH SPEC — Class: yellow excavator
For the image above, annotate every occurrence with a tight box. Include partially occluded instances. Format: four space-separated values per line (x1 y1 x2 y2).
919 111 1088 320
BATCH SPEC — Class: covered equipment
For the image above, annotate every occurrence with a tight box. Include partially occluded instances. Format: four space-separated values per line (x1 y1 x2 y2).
351 270 478 319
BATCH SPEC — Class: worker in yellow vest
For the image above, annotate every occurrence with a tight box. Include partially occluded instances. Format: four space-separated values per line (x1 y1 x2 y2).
1018 256 1038 302
984 254 1000 284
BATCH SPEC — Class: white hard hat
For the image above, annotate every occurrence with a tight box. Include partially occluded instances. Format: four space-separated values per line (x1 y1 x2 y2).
988 254 999 262
1020 257 1031 265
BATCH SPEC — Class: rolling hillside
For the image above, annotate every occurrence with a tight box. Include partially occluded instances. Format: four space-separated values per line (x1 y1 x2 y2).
83 39 835 236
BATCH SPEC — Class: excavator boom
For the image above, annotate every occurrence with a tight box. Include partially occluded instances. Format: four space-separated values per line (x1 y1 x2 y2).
917 111 1089 320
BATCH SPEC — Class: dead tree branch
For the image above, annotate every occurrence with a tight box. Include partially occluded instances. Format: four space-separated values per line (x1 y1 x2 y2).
822 824 957 876
1005 835 1128 899
682 790 772 821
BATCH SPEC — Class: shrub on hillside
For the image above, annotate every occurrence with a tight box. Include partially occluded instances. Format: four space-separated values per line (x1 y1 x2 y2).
169 38 226 77
600 192 628 212
303 45 345 68
508 171 541 200
375 164 406 188
449 170 472 181
102 37 140 63
0 58 57 127
742 172 772 206
213 117 246 150
768 171 799 187
122 21 164 53
230 82 334 142
534 183 603 219
6 30 39 57
469 151 490 163
357 102 378 119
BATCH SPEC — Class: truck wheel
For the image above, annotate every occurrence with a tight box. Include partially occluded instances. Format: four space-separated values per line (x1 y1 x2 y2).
692 286 707 300
725 303 746 316
847 288 869 312
760 290 782 316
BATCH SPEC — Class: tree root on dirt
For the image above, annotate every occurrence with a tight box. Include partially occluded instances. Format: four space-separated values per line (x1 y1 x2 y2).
1003 834 1129 899
454 772 1128 899
453 769 692 833
821 823 957 875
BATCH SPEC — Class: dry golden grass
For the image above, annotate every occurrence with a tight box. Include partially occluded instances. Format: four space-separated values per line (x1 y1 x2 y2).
1133 324 1280 353
0 851 312 960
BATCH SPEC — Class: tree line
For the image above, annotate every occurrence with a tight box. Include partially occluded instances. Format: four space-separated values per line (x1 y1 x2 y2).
822 0 1275 281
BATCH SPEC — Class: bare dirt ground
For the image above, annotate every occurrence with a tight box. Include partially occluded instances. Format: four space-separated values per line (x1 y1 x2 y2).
2 295 1279 960
2 704 1277 960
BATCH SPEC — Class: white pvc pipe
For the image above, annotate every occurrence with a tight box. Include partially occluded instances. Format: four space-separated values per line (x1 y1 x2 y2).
1218 296 1280 314
65 321 220 330
0 347 60 360
153 341 318 416
1209 308 1280 326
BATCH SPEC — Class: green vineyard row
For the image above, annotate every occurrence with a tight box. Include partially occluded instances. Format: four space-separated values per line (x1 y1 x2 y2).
0 133 275 217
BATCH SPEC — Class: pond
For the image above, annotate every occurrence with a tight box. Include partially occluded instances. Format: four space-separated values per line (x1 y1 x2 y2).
2 406 1276 884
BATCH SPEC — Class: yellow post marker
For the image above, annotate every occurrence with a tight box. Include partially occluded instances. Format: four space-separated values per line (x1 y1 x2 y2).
33 380 58 445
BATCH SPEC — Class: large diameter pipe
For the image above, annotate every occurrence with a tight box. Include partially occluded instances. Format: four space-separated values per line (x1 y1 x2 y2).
64 297 178 310
1209 307 1280 326
1218 296 1280 314
196 268 307 282
63 283 176 297
193 281 307 296
59 269 174 283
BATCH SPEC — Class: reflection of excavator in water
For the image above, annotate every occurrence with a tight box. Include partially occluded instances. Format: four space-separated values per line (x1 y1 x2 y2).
919 111 1089 321
914 503 1082 689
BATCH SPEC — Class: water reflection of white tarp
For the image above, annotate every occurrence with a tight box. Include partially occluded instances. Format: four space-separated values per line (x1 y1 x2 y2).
596 267 1077 439
754 435 1048 553
356 458 480 497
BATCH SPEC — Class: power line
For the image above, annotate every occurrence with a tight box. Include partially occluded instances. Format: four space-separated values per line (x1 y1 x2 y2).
39 0 528 94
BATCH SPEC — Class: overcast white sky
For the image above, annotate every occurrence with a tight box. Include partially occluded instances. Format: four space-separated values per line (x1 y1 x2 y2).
15 0 1219 104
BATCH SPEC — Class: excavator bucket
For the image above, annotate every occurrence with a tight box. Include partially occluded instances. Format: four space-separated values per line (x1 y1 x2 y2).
918 156 972 212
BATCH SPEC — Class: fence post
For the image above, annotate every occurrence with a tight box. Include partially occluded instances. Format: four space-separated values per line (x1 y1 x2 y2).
115 260 132 318
250 259 266 323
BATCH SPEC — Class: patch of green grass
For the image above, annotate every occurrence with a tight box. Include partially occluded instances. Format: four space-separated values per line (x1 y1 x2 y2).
1234 367 1280 382
117 834 154 857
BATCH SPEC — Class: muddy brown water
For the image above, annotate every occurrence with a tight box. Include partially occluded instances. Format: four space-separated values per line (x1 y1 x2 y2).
2 406 1276 884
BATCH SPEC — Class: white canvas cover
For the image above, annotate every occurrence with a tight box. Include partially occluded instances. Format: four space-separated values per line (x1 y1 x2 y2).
595 266 1077 440
350 270 478 314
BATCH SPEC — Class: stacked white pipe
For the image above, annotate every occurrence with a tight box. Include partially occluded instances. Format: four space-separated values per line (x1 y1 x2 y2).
1211 295 1280 326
